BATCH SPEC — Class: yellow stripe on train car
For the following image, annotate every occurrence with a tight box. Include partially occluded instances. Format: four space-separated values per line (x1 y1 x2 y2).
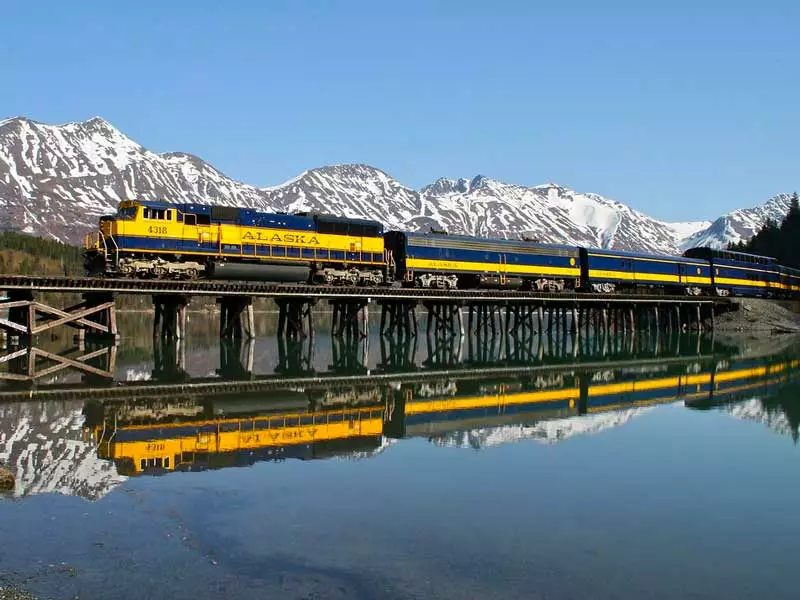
589 270 688 284
713 277 768 288
406 258 580 277
587 373 714 398
588 269 713 285
587 253 708 267
713 366 769 382
404 388 581 415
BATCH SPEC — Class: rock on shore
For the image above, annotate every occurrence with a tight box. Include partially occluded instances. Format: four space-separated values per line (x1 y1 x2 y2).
712 298 800 333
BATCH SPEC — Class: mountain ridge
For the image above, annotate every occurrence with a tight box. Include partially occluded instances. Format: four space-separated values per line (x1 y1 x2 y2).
0 115 792 252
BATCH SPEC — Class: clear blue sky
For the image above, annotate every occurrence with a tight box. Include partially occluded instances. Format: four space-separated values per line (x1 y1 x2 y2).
2 0 797 221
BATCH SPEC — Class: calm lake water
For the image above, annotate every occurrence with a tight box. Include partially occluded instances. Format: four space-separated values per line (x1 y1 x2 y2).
1 314 799 600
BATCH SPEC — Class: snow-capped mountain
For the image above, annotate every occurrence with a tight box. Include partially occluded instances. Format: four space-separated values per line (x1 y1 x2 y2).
679 193 795 250
0 116 791 252
0 401 126 500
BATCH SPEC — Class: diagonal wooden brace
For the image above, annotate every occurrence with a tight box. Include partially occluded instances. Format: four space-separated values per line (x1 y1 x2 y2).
0 317 29 334
30 347 114 379
0 347 29 365
31 302 114 334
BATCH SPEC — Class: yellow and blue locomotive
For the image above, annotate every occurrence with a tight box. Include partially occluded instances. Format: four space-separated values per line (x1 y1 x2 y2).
84 199 386 284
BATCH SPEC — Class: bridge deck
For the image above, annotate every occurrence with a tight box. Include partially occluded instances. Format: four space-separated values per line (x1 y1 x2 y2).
0 275 728 304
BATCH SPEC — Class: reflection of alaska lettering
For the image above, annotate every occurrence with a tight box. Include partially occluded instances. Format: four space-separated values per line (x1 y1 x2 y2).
242 231 320 245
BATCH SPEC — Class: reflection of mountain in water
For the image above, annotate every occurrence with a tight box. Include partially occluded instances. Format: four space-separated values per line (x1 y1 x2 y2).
728 400 796 440
432 407 656 450
0 402 126 500
3 336 800 502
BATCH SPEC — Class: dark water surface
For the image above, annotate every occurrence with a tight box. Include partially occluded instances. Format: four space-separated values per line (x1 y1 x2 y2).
1 317 799 600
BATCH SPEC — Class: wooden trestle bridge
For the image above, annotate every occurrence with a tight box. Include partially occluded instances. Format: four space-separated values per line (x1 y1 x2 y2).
0 273 733 383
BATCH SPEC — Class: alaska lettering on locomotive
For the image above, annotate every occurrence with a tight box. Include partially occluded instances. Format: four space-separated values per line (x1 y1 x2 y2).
242 231 320 245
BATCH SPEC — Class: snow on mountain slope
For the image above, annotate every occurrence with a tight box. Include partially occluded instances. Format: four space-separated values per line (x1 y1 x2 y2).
0 116 793 252
0 117 265 241
666 220 713 242
0 401 126 500
678 193 794 251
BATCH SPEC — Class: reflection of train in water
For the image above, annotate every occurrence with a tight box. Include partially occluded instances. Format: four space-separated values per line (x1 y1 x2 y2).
85 353 800 475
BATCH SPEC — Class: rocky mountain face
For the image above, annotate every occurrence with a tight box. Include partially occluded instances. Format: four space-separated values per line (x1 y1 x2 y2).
0 116 791 253
680 193 795 250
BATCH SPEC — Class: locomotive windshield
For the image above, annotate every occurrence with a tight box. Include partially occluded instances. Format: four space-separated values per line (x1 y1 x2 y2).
117 206 138 220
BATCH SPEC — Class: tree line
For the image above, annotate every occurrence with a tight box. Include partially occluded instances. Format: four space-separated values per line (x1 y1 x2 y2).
0 231 83 275
728 192 800 268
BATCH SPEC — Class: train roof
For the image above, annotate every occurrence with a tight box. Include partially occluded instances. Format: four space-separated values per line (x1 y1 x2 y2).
118 200 382 227
295 212 383 227
684 246 778 263
587 248 707 264
399 230 580 252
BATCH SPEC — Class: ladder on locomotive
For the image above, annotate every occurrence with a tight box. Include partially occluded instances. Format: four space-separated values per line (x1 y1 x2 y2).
97 230 120 272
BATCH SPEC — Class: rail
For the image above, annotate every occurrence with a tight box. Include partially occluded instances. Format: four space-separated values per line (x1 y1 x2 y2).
0 274 730 303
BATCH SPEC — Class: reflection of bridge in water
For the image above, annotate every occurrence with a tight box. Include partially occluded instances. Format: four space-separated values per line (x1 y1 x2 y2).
1 323 718 397
70 338 800 476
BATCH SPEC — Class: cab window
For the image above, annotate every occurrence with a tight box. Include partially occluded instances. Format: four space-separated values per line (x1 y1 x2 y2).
117 206 138 220
143 208 167 220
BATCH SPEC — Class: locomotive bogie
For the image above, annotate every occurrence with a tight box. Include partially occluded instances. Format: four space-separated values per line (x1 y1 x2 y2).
116 257 204 279
312 267 385 286
412 273 459 289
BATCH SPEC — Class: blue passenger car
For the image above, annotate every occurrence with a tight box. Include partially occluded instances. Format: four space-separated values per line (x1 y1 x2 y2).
581 248 712 294
779 265 800 298
384 230 581 290
683 247 782 297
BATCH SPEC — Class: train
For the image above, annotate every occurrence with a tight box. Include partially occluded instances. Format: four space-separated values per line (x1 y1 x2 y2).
84 199 800 298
